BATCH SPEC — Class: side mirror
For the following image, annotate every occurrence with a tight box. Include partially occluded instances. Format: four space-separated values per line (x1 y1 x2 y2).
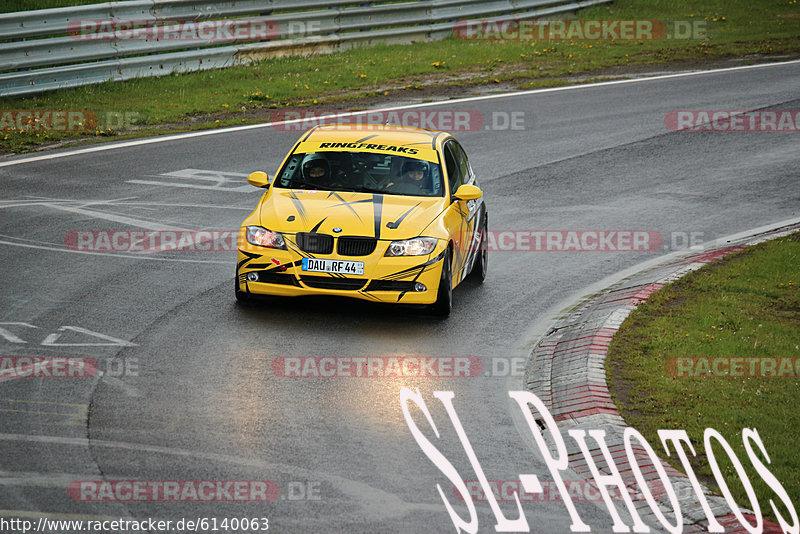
453 184 482 201
247 171 270 188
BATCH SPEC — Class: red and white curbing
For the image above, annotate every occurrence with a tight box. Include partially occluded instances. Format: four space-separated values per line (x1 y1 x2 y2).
525 223 800 533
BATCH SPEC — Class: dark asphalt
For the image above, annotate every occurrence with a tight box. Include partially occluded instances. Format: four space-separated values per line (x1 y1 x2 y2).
0 60 798 533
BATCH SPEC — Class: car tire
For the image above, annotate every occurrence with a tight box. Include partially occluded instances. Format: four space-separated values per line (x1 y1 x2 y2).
470 217 488 284
428 249 452 317
235 272 250 304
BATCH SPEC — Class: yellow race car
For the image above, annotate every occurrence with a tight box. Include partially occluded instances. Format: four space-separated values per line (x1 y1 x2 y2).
235 124 487 316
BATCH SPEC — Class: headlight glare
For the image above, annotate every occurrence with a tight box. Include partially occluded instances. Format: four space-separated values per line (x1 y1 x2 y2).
246 226 286 249
385 237 438 256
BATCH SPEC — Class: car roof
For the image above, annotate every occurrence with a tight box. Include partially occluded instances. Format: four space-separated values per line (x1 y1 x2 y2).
301 123 451 150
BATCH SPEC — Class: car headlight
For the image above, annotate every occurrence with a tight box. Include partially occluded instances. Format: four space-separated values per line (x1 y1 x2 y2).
246 226 286 249
385 237 438 257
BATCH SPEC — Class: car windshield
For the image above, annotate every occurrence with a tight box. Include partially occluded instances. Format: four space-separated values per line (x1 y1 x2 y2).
275 151 445 197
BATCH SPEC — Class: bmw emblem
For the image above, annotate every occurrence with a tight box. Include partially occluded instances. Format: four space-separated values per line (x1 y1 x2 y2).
333 227 342 233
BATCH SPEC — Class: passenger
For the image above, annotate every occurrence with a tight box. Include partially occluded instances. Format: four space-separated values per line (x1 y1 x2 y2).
384 159 430 194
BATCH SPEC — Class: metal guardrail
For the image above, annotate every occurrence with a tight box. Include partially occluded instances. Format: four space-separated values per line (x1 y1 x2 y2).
0 0 612 98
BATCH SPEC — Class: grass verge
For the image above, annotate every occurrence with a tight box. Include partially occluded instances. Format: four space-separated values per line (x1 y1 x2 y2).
606 232 800 522
1 0 799 153
1 0 101 12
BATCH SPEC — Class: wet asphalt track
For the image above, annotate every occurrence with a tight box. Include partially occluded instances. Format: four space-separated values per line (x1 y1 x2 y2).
0 60 798 533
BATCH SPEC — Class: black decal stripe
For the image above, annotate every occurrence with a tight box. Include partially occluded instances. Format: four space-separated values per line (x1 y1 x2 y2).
386 202 420 229
397 265 430 301
372 194 383 239
329 193 366 221
310 217 327 233
382 267 425 281
397 266 423 302
358 290 382 302
332 198 374 207
461 219 480 281
379 249 446 280
285 240 311 258
453 220 467 282
354 134 379 144
287 191 307 223
237 250 262 269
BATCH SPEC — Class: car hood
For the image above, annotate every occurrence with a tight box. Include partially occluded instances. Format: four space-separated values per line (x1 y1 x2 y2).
258 189 445 240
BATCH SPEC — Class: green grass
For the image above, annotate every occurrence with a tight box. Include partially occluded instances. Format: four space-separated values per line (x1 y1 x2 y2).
1 0 102 12
606 233 800 522
1 0 799 152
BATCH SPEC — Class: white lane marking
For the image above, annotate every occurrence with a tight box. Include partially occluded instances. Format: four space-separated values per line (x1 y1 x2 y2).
42 202 185 231
0 322 38 344
0 200 237 261
0 238 229 264
112 201 252 210
0 432 443 519
159 169 248 183
0 59 798 169
41 326 137 347
0 471 94 487
0 199 253 211
128 168 252 192
128 180 252 192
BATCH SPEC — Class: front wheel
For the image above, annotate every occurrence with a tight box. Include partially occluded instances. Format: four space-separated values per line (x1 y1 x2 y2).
428 249 452 317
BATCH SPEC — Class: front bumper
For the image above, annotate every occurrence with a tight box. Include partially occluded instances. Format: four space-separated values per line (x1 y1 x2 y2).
236 234 446 304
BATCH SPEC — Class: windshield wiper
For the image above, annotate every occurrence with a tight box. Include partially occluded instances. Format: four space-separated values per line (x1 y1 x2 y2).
293 181 336 191
348 185 386 194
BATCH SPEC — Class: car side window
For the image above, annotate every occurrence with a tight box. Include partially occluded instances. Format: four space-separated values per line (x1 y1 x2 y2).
451 141 473 186
444 141 463 197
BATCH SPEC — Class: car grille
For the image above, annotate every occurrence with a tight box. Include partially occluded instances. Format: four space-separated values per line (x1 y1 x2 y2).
299 276 367 291
365 280 418 292
295 233 334 254
337 236 377 256
250 271 300 286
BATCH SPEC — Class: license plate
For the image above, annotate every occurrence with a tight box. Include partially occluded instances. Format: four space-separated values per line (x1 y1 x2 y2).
302 258 364 275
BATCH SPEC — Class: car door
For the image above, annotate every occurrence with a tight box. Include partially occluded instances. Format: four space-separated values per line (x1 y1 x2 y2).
441 139 478 285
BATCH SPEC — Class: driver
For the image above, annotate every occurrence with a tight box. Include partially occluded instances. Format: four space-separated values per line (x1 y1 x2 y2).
301 153 331 185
